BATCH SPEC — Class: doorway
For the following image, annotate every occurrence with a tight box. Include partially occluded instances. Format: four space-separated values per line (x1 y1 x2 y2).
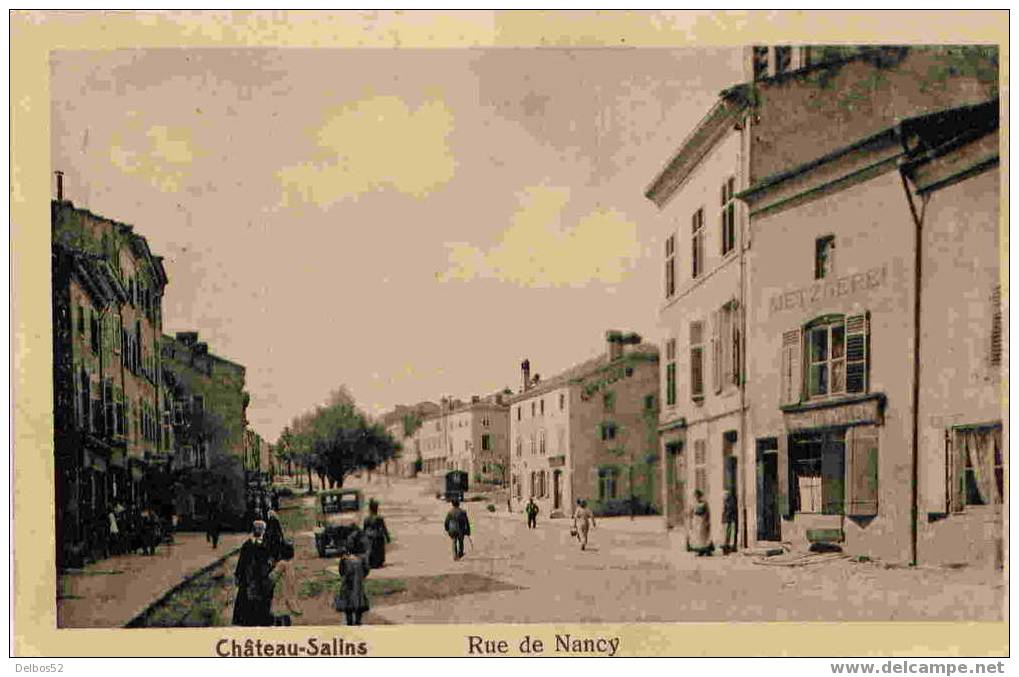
665 441 685 527
553 470 562 511
756 438 780 541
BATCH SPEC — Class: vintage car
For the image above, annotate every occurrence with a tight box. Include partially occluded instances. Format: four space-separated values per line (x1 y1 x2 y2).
313 488 365 557
444 470 469 503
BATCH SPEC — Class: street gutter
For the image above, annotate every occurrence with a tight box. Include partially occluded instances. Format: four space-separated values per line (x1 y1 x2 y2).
123 542 243 628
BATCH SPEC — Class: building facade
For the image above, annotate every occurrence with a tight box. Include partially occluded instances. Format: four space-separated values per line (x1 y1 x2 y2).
52 199 170 567
508 332 660 518
644 45 1000 563
379 401 440 477
739 100 1000 565
161 331 249 527
646 91 750 549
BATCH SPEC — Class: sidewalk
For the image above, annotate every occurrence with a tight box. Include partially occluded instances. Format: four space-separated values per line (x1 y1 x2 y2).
487 508 667 533
57 531 246 628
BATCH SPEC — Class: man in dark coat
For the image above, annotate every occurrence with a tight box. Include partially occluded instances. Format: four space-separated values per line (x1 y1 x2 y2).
232 520 275 626
525 498 539 529
206 503 222 549
444 499 471 561
362 499 391 569
264 509 285 561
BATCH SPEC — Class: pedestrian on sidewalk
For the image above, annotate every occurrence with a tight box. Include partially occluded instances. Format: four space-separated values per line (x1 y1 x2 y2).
722 489 738 555
572 499 596 551
688 489 713 557
140 508 159 556
232 520 275 627
363 499 391 569
205 503 222 550
335 531 370 626
444 499 471 561
525 498 539 529
107 508 121 556
264 509 285 559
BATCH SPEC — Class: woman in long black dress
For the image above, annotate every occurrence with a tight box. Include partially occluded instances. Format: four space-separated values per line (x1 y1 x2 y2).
335 531 370 626
232 520 275 626
362 500 391 569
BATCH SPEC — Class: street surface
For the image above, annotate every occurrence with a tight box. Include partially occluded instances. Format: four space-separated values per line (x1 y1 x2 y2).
127 475 1004 627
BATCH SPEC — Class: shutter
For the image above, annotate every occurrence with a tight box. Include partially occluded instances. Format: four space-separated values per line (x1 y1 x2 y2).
991 284 1002 366
847 426 879 516
732 305 742 386
712 310 722 393
845 313 869 394
780 329 801 405
949 430 966 512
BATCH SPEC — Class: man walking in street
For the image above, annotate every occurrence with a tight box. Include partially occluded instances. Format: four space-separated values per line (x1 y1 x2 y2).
525 497 539 529
206 502 222 550
444 499 471 561
572 499 596 551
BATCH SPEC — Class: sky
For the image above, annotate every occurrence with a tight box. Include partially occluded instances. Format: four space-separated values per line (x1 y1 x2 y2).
51 47 745 442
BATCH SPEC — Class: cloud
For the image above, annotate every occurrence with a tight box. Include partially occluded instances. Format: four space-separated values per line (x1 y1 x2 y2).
108 115 198 192
439 185 639 288
277 95 455 207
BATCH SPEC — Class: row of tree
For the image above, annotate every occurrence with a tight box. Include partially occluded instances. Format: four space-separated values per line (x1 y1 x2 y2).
274 387 400 491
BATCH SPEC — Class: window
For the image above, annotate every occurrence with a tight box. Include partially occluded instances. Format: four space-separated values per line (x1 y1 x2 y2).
644 394 655 411
515 437 522 457
517 406 521 421
76 304 86 335
539 430 546 454
529 434 536 455
720 177 736 256
790 431 845 515
664 234 676 298
603 391 615 413
774 46 792 74
815 235 835 280
713 302 740 393
482 416 490 427
598 467 618 501
192 395 205 418
991 285 1002 367
752 46 769 80
89 311 100 354
531 402 536 417
540 399 545 416
691 208 705 278
665 339 677 406
803 314 868 400
481 434 491 451
559 393 565 411
694 440 707 494
949 424 1003 510
690 322 705 399
600 422 618 441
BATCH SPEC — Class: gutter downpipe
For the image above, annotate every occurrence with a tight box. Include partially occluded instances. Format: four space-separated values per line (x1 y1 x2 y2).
896 124 926 567
738 110 750 550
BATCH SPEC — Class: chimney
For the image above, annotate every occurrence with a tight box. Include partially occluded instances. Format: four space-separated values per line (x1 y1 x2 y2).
55 171 64 202
521 359 531 392
606 330 624 361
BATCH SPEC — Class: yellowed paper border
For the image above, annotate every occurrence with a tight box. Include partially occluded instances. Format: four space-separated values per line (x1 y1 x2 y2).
11 9 1009 657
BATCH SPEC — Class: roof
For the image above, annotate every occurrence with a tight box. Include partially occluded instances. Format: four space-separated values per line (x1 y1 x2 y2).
161 332 247 374
738 98 1000 207
506 343 659 404
644 86 750 208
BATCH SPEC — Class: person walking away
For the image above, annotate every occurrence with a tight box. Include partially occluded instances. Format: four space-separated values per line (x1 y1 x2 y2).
335 531 370 626
206 503 222 549
232 520 275 626
107 508 120 556
444 499 471 561
572 499 596 551
525 498 539 529
363 499 391 569
264 509 285 559
689 489 713 556
722 489 738 554
140 508 159 556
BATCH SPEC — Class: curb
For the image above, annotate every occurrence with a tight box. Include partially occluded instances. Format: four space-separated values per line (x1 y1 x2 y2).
124 543 243 628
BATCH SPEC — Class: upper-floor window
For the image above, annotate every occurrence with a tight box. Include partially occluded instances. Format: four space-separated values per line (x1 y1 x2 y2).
540 399 545 416
531 401 536 417
815 235 835 280
516 436 522 457
539 430 546 454
781 313 869 404
598 467 618 501
600 422 618 441
665 338 677 406
481 434 491 451
712 301 741 393
664 234 676 298
690 322 705 399
774 46 792 75
752 46 769 80
691 208 705 279
76 304 86 335
603 391 615 413
721 177 736 256
516 406 521 421
559 393 565 411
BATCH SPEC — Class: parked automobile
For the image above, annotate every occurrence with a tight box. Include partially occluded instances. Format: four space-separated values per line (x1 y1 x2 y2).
313 488 365 557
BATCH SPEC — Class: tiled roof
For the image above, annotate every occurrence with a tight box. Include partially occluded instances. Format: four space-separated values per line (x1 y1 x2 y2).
506 343 658 404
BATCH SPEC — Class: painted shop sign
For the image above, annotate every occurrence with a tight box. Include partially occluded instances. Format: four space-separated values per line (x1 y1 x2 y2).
770 264 888 314
783 398 883 432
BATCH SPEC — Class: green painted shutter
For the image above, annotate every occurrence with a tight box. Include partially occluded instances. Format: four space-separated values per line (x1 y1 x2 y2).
845 313 869 394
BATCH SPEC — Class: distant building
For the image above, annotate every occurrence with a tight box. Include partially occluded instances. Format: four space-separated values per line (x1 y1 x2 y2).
161 331 249 528
379 401 440 477
52 198 169 567
508 332 660 518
